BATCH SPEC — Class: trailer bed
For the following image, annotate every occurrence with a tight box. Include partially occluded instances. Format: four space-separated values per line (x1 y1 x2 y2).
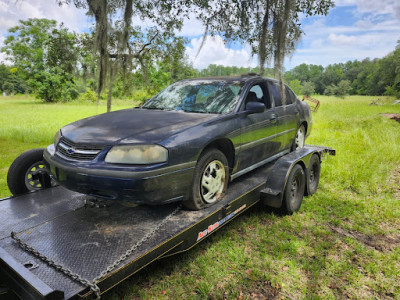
0 146 334 299
0 157 275 299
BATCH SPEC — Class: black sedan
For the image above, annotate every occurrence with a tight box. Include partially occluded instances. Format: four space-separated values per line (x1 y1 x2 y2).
43 75 312 210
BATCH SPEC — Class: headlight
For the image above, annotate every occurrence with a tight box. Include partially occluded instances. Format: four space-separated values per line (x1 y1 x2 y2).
54 130 62 147
105 145 168 164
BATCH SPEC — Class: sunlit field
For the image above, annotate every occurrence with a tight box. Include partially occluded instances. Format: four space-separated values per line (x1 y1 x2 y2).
1 95 399 298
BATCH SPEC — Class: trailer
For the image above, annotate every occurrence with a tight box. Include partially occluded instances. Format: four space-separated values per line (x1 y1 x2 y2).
0 146 334 299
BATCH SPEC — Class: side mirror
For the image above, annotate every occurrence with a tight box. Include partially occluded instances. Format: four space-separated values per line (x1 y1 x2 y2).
245 101 265 114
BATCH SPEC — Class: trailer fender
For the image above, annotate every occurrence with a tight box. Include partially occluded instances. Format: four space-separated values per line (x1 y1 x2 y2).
261 148 320 208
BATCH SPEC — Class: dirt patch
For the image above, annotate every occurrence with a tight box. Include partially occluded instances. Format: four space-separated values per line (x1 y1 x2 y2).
382 113 400 124
328 225 400 252
235 281 281 300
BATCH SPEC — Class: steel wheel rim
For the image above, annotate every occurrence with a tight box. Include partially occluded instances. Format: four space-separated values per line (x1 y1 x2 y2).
295 127 305 149
310 165 316 184
290 176 299 199
201 160 226 204
290 172 301 201
24 161 51 191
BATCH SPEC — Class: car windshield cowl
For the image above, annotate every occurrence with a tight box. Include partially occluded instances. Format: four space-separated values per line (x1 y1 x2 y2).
140 106 171 111
142 80 243 114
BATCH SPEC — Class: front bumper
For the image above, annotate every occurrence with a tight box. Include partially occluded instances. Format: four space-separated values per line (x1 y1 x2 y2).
43 145 196 204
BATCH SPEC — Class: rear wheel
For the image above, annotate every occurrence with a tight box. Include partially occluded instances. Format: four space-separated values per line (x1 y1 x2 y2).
282 164 306 214
183 149 229 210
291 125 305 151
7 149 53 196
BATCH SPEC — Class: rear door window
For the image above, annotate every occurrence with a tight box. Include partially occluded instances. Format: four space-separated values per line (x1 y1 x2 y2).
285 86 294 105
267 82 282 107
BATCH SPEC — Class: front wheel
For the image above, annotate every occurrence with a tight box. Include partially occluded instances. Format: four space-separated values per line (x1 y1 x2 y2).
291 125 306 151
183 149 229 210
7 148 53 196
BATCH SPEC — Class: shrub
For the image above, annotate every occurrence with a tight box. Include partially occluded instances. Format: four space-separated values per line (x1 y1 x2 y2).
336 80 351 98
2 81 15 95
324 85 337 96
79 89 97 102
132 89 155 104
289 79 303 95
302 81 315 96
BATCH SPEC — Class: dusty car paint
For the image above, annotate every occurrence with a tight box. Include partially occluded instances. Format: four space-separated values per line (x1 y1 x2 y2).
43 75 311 204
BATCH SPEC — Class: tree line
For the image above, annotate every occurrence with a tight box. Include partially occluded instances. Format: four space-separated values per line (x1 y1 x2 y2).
284 43 400 98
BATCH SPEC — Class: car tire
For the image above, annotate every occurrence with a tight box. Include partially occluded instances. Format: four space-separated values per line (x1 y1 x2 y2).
183 149 229 210
306 154 321 196
7 148 52 196
291 124 306 151
282 164 305 214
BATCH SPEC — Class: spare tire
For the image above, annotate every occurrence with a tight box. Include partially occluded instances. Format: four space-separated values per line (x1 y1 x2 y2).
7 148 52 196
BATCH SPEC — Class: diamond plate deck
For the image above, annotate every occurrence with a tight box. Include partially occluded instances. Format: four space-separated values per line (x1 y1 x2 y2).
0 161 275 299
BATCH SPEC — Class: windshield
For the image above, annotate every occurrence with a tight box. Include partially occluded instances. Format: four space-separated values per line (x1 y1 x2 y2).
143 80 242 114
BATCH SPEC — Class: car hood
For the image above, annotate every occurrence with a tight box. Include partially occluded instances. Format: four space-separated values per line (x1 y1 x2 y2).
61 108 220 145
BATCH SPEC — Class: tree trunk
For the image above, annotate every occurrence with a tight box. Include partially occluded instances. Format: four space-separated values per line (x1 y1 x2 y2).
107 63 115 113
258 0 270 76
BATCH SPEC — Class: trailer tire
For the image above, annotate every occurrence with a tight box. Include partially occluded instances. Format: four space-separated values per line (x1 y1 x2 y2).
7 148 52 196
306 154 321 196
183 149 229 210
282 164 305 214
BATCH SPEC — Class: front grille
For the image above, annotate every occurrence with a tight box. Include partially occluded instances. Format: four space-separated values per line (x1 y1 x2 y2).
56 137 104 161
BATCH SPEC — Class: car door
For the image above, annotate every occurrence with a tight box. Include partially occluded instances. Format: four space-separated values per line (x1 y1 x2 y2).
234 81 280 175
267 81 300 151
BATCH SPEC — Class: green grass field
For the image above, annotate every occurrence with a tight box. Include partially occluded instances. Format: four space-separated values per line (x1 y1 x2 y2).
1 95 400 299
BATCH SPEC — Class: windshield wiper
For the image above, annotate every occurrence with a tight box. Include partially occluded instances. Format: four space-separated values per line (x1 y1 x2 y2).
181 109 207 113
142 106 163 110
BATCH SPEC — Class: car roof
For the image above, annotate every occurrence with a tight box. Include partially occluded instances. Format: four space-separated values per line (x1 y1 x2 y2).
181 74 278 85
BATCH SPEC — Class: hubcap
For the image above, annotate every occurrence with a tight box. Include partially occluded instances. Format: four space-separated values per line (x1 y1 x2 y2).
24 162 54 191
201 160 226 204
295 127 305 149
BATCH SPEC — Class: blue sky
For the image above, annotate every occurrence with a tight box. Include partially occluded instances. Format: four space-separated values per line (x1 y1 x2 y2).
0 0 399 70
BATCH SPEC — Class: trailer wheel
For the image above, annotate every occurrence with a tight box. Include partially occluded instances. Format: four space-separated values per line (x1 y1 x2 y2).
282 164 306 214
7 148 53 196
183 149 229 210
306 154 321 196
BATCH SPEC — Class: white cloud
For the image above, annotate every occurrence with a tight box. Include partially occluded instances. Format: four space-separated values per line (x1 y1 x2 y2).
286 28 397 68
186 35 256 69
0 0 88 33
328 33 357 45
179 13 205 36
335 0 400 18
